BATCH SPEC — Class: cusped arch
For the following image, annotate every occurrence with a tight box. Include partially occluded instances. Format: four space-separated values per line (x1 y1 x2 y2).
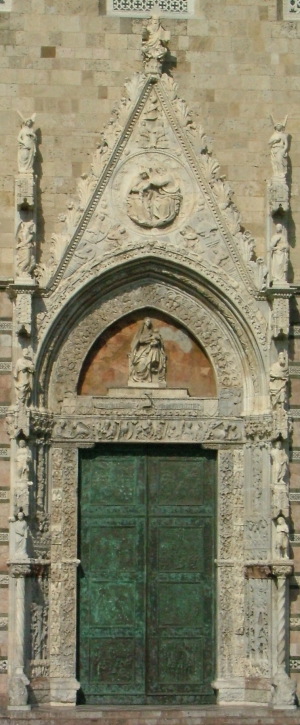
34 263 268 415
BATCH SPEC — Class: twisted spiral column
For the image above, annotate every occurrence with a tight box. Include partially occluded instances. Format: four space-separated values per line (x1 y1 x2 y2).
15 574 25 671
276 573 286 671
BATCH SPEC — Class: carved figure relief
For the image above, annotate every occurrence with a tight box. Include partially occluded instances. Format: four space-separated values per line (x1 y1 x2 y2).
17 111 37 173
269 352 288 410
275 516 289 559
112 153 195 237
14 348 35 406
270 224 288 286
15 220 35 279
246 580 270 677
128 317 166 385
137 92 168 150
127 166 182 228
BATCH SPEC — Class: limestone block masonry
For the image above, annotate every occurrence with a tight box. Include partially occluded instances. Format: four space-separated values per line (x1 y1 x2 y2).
0 0 300 715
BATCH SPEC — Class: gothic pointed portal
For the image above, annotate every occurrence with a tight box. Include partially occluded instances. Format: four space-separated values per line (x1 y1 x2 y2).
78 444 216 705
37 20 267 302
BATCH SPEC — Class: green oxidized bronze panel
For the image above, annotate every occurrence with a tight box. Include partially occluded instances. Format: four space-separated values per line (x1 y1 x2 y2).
78 445 216 705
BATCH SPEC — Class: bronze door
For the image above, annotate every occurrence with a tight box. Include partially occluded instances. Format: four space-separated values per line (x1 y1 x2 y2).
78 445 216 705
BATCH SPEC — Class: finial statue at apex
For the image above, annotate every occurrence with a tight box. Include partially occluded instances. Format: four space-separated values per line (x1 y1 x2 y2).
142 15 170 77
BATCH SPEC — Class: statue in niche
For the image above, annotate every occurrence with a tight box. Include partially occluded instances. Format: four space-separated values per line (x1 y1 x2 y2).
128 318 166 386
271 440 289 487
127 167 181 228
275 515 289 559
142 16 170 75
269 352 288 410
17 112 37 173
16 220 35 278
14 511 28 558
269 116 288 180
14 348 35 406
270 224 288 285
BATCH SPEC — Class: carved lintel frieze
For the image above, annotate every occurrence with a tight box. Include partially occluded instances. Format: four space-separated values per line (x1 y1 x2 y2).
52 415 243 445
244 564 272 579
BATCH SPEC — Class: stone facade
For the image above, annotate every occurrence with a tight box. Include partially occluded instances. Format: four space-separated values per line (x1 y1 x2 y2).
0 0 300 713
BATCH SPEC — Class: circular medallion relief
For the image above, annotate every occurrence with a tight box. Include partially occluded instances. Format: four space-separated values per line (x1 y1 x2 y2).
111 151 198 235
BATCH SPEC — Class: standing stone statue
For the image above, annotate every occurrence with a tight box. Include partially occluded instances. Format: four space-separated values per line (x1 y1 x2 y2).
270 224 288 286
142 16 170 75
14 511 28 558
15 220 35 278
17 112 37 173
14 348 35 406
275 515 289 559
15 439 31 481
269 352 288 410
269 116 288 180
14 439 32 516
271 440 289 487
128 318 166 386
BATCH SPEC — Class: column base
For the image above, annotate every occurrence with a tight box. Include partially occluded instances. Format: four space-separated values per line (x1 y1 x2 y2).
272 669 297 709
212 677 246 705
50 677 80 706
7 705 31 711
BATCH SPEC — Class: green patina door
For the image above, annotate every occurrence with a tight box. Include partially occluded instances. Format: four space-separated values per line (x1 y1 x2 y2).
78 445 216 705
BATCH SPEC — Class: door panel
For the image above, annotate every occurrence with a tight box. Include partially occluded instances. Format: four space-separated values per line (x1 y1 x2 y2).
78 448 147 703
78 445 216 705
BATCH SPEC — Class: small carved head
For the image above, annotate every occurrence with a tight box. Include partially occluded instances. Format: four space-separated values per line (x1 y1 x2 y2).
17 511 24 520
275 223 283 233
18 439 26 449
275 440 283 449
144 317 152 328
278 351 287 366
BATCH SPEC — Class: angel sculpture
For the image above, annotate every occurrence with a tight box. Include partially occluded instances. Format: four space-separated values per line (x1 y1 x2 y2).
269 115 288 180
17 111 37 173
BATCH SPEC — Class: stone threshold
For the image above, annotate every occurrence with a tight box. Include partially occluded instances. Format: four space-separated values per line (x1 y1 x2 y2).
0 705 300 724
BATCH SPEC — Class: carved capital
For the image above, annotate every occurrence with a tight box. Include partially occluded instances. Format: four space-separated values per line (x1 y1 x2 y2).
244 415 273 442
272 562 293 578
29 407 54 441
8 561 31 578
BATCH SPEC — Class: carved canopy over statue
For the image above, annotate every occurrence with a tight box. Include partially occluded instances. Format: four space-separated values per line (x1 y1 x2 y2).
127 167 182 228
128 318 166 386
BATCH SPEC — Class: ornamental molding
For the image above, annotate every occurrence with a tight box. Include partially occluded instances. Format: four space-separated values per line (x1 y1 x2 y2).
41 281 261 413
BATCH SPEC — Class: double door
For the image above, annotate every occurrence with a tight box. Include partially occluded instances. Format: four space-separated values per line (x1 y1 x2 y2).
78 444 216 705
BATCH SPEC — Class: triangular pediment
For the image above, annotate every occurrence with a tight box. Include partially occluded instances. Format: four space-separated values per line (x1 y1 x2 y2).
39 41 265 300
